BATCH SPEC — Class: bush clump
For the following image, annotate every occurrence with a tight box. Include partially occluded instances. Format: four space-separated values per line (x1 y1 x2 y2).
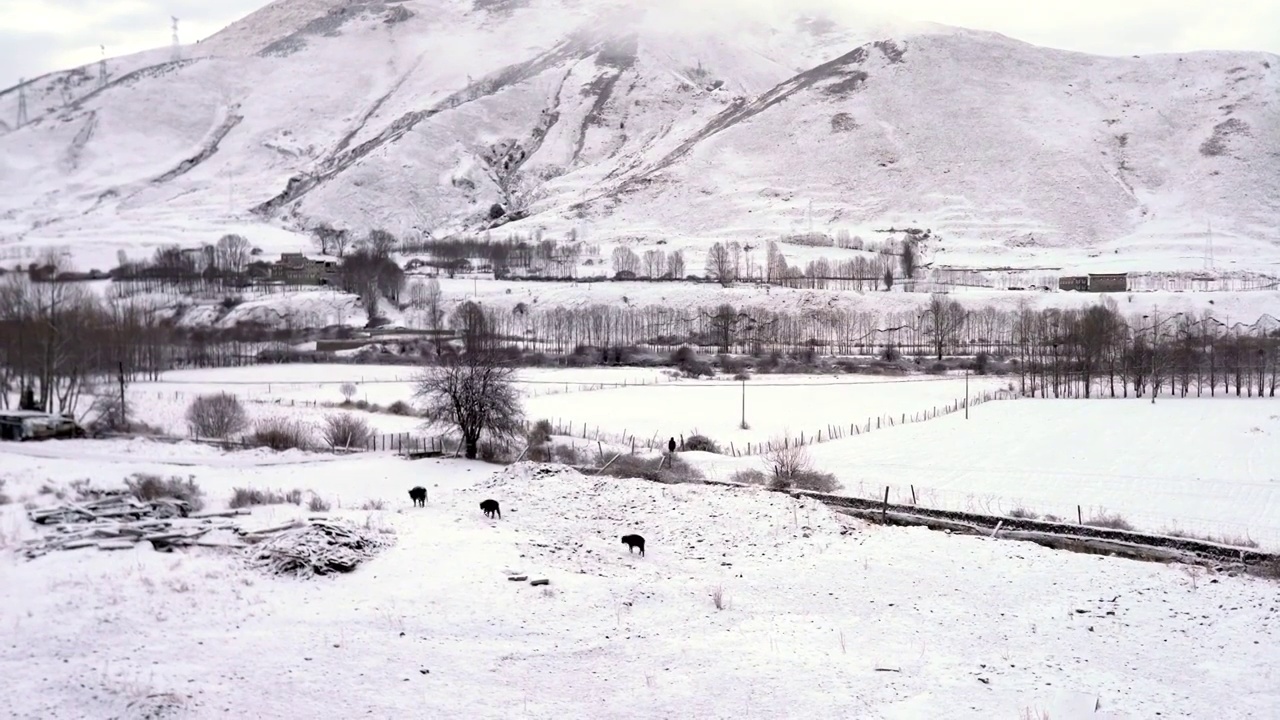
729 468 769 485
1086 511 1135 531
600 453 704 484
683 434 721 454
322 414 373 451
229 487 304 508
185 393 248 439
386 400 414 416
125 473 205 512
763 443 841 493
307 494 332 512
246 417 314 452
552 444 583 465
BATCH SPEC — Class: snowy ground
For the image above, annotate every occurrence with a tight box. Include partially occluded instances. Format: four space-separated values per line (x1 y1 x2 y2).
89 364 1280 544
688 398 1280 549
111 365 675 438
523 374 1011 451
1 443 1276 719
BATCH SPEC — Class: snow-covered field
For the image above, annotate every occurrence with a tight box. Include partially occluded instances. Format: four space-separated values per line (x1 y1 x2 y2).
86 363 1280 547
524 374 1011 451
689 398 1280 548
1 444 1276 719
117 365 675 438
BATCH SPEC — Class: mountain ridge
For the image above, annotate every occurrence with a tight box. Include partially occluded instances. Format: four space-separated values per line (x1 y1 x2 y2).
0 0 1276 274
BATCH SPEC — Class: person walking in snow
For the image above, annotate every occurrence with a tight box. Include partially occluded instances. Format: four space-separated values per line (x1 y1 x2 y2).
668 437 677 454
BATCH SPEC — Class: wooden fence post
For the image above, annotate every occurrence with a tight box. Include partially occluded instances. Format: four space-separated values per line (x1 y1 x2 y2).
882 486 890 523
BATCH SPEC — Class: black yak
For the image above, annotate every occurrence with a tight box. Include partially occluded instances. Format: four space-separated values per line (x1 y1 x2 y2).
480 499 501 519
621 534 645 556
408 486 427 507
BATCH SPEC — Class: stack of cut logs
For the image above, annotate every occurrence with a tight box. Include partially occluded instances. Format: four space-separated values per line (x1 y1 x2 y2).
21 491 394 577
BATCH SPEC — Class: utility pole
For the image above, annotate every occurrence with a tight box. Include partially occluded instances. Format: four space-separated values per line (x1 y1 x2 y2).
16 77 28 127
965 368 969 419
1150 307 1159 404
171 17 181 62
117 361 127 423
740 378 746 429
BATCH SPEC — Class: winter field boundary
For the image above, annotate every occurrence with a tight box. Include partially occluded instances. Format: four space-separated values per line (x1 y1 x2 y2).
689 479 1280 567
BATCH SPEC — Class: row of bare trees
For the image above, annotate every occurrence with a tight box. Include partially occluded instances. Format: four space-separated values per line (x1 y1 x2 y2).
0 272 174 416
425 296 1279 398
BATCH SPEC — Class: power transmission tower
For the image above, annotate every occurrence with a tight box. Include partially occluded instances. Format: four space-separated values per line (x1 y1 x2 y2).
98 45 108 88
1204 220 1215 271
171 17 181 62
16 78 28 127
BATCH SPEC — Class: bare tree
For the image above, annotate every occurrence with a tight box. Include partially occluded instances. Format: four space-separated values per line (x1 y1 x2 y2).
920 294 967 360
883 267 894 291
900 240 917 280
705 242 736 285
415 350 524 460
642 249 666 278
185 393 248 439
215 234 251 275
322 413 373 450
611 246 639 276
667 249 685 279
364 229 398 258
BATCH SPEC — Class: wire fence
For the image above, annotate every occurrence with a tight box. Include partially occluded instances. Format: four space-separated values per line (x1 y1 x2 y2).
538 388 1018 457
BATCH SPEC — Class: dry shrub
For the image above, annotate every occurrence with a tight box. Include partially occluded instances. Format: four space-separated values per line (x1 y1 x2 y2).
229 487 303 508
361 499 387 510
683 434 721 454
1247 558 1280 581
528 419 553 445
247 416 314 451
1008 507 1040 520
729 468 769 485
185 393 248 439
1165 528 1260 549
322 413 373 451
601 453 704 484
125 473 205 512
710 585 728 610
307 494 332 512
552 444 583 465
387 400 413 416
1086 511 1135 531
479 440 513 464
763 442 840 493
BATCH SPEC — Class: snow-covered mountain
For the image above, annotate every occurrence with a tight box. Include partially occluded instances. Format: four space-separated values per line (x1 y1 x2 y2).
0 0 1277 273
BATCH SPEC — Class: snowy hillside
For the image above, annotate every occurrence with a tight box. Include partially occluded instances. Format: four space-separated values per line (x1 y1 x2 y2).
0 0 1277 273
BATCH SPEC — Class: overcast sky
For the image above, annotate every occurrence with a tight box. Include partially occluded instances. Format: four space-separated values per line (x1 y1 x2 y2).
1 0 1277 88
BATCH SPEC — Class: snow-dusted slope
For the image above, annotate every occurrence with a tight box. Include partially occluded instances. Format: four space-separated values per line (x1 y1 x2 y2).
0 0 1277 272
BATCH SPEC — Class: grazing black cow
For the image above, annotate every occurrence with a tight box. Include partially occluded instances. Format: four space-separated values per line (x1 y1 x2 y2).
408 486 427 507
480 499 501 519
621 534 645 556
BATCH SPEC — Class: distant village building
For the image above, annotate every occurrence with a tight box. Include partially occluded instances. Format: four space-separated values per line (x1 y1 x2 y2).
1057 273 1128 293
271 253 339 286
1087 273 1128 292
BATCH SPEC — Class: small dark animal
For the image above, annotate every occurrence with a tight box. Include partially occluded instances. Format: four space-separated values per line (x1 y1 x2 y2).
621 534 645 556
668 437 676 453
480 499 501 519
408 486 427 507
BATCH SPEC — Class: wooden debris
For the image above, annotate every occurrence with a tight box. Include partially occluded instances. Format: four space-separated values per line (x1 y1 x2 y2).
20 498 391 577
246 518 395 578
529 579 550 587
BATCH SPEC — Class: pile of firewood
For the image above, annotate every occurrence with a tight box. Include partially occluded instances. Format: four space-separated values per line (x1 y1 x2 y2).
245 518 396 578
20 490 249 559
20 493 395 577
